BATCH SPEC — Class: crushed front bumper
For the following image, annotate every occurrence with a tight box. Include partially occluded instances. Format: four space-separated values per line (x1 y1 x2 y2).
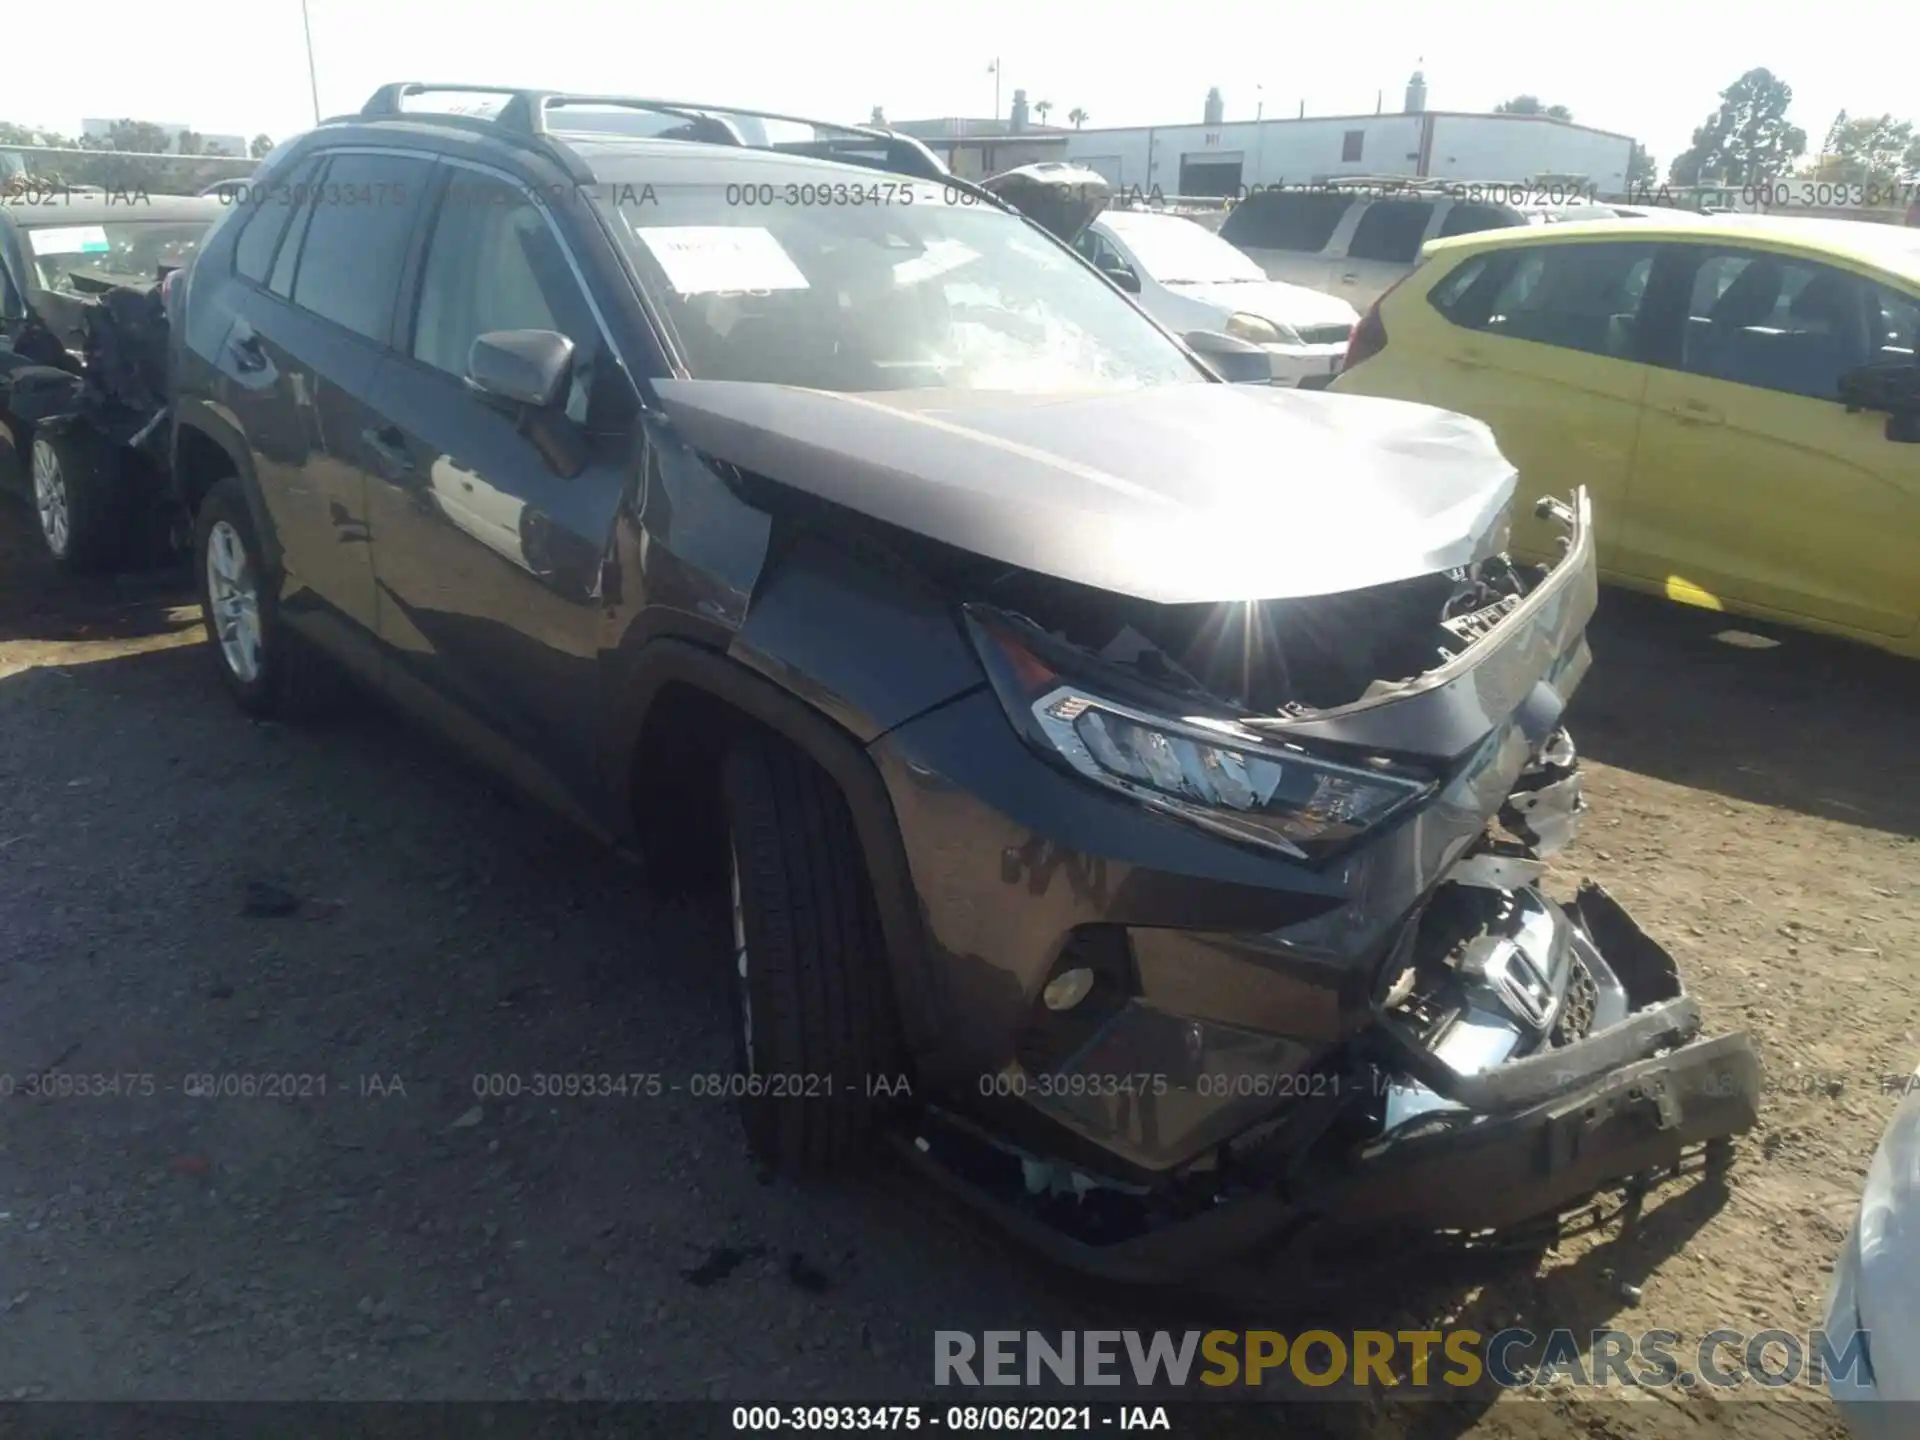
895 884 1759 1285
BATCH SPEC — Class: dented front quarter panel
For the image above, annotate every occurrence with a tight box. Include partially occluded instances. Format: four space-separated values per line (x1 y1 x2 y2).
869 491 1610 1173
1247 489 1599 762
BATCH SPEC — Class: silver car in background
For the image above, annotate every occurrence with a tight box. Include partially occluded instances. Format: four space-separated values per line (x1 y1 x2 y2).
1826 1063 1920 1436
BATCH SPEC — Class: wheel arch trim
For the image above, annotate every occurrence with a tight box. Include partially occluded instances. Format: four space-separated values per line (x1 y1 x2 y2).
607 637 944 1058
171 398 282 573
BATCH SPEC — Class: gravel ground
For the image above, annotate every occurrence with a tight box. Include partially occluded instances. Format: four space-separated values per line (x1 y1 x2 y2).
2 480 1915 1436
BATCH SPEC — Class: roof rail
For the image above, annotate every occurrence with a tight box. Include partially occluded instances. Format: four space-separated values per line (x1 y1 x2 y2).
357 83 951 184
1315 174 1451 192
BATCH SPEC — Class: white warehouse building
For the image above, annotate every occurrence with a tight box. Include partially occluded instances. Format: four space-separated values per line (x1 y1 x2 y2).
894 75 1636 196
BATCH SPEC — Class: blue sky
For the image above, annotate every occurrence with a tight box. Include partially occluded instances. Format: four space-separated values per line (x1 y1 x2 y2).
9 0 1913 174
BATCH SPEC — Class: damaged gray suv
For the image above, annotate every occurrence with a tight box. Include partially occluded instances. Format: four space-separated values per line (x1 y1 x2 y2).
168 84 1760 1281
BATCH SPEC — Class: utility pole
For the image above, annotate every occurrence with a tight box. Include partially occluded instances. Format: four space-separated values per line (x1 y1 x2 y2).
301 0 322 125
1253 85 1265 191
988 58 1001 124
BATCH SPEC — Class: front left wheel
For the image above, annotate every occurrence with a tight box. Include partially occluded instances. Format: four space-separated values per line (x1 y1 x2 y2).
721 733 905 1176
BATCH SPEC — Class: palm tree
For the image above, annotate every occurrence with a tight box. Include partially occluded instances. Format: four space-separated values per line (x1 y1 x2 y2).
1068 107 1089 129
1034 100 1053 126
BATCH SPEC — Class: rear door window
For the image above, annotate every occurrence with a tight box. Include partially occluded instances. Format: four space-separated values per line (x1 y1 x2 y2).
287 151 432 344
1344 200 1435 264
1220 191 1352 253
1462 241 1657 359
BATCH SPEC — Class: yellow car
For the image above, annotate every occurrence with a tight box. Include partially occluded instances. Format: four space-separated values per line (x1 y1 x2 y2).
1331 214 1920 656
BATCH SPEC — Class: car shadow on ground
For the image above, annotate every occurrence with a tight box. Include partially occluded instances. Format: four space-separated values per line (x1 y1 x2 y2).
0 494 197 648
1571 586 1920 839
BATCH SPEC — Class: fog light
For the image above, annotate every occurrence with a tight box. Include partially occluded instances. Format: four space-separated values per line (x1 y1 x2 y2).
1042 967 1095 1012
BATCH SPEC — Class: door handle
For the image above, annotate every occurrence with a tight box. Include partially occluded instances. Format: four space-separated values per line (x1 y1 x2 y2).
361 425 416 478
1672 399 1724 427
1340 272 1360 284
227 331 266 373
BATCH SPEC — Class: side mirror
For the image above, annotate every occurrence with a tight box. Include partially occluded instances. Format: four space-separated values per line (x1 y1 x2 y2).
466 329 576 411
1101 262 1142 294
1183 328 1273 385
1839 361 1920 444
466 329 589 478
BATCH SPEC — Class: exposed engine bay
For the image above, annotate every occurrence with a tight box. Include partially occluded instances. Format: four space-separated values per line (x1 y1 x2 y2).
963 547 1537 717
2 269 174 458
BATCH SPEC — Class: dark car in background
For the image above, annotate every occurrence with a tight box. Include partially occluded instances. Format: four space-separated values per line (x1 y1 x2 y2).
166 84 1759 1281
0 193 224 568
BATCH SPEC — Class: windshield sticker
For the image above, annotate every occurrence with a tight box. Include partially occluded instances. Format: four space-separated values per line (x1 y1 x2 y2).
634 226 809 295
27 224 112 256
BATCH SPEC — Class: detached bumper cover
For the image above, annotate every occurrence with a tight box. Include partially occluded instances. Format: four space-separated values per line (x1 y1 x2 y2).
897 885 1759 1284
1321 1030 1756 1232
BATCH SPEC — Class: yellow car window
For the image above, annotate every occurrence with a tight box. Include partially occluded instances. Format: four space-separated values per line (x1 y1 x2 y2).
1874 284 1918 362
1677 251 1874 400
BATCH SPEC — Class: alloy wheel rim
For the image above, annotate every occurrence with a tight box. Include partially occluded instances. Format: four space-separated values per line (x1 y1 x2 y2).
205 519 264 684
730 844 754 1068
31 441 69 557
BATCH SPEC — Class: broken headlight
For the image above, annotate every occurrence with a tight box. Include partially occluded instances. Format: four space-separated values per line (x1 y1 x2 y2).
968 611 1434 862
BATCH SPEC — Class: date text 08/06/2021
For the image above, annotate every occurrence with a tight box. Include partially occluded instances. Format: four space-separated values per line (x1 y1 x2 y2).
731 1404 1173 1432
1 1065 1820 1104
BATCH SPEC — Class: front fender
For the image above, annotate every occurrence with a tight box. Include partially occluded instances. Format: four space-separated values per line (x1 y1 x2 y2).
727 530 986 744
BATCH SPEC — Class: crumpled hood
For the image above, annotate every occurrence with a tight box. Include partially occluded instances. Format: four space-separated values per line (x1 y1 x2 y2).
652 379 1517 604
1163 279 1360 333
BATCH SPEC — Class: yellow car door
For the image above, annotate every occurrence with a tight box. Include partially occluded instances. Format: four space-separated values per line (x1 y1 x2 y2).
1622 247 1920 640
1410 237 1661 565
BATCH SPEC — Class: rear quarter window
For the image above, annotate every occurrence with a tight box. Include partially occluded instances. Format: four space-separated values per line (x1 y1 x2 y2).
1221 191 1352 253
1438 201 1523 239
1427 252 1503 318
1345 200 1434 264
232 156 323 284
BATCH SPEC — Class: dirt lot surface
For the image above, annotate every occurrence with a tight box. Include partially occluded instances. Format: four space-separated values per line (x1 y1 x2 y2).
1 479 1915 1437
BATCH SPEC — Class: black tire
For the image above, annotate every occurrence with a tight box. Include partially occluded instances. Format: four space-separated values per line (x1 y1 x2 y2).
721 732 905 1175
192 475 333 719
30 429 122 573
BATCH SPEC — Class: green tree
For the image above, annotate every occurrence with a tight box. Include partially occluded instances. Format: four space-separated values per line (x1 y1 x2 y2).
1495 95 1573 121
868 107 886 127
1034 100 1053 125
1627 142 1657 187
82 119 175 155
249 133 275 159
1668 68 1806 185
53 119 186 192
1803 111 1920 188
0 120 76 147
1067 106 1089 129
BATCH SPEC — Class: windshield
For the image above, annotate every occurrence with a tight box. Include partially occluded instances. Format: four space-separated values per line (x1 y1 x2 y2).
597 181 1204 392
22 220 211 292
1103 216 1267 284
